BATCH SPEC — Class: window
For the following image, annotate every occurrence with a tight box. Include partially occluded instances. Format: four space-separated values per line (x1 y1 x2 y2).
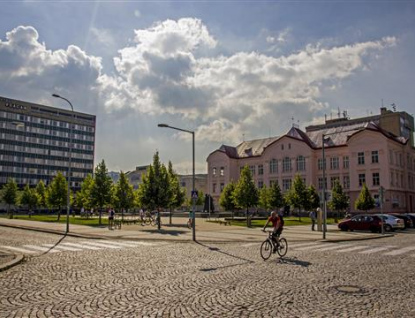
318 158 326 170
371 151 379 164
220 183 224 192
318 177 327 190
269 159 277 174
343 156 349 169
212 183 217 193
220 167 224 176
282 157 291 172
389 150 394 164
372 172 380 186
358 173 366 187
343 175 350 189
249 165 255 176
258 164 264 175
330 176 340 189
358 152 365 165
282 179 292 191
330 157 339 170
296 156 306 171
269 180 278 187
390 172 394 186
212 167 216 176
258 180 264 188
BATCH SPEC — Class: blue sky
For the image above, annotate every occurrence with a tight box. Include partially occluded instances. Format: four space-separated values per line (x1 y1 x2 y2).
1 1 414 174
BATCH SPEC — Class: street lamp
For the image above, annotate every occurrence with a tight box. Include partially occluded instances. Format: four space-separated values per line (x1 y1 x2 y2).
52 93 74 234
158 123 196 241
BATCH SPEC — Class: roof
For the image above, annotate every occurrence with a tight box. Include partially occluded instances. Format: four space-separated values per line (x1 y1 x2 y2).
209 120 409 160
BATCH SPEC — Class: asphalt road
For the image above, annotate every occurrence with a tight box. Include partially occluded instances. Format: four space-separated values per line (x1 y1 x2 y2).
1 227 414 317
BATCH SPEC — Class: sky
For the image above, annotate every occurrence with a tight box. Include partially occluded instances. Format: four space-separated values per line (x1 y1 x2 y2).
1 1 414 174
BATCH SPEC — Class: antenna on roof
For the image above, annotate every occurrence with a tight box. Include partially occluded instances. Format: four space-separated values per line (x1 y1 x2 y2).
242 133 245 142
338 107 341 118
391 103 396 112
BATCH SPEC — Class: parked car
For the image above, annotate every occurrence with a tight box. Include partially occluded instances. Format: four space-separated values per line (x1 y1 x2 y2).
405 214 415 228
374 214 405 231
338 214 384 233
390 214 413 229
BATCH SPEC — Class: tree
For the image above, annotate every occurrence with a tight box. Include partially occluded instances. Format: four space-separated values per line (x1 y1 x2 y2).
258 186 271 211
328 179 349 221
268 182 285 211
76 174 94 217
20 184 39 217
233 165 258 227
112 171 135 220
47 172 68 221
91 160 113 225
304 185 320 212
2 178 18 219
285 174 307 221
167 161 186 212
137 152 171 230
219 182 236 218
36 181 47 210
354 183 375 212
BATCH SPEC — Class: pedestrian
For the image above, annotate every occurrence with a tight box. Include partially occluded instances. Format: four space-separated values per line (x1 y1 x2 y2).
108 208 115 230
309 210 317 231
139 208 144 225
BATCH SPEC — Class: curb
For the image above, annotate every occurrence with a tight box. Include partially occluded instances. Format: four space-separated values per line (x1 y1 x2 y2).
0 252 24 272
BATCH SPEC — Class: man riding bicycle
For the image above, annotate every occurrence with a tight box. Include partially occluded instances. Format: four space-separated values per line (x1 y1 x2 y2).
262 211 284 252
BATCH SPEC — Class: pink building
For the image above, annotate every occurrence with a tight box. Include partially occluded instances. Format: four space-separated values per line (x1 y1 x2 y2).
207 108 415 213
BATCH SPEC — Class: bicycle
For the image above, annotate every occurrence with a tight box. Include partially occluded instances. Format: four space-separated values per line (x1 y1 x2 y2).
260 230 288 260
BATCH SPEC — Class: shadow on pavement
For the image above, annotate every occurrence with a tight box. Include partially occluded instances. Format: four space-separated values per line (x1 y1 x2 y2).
196 242 255 272
275 256 311 267
140 229 187 236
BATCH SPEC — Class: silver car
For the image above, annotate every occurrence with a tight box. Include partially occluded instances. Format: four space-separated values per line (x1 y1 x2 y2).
375 214 405 231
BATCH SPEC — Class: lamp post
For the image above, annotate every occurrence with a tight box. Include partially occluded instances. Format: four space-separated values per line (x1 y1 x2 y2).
322 134 328 240
158 123 196 241
52 94 74 234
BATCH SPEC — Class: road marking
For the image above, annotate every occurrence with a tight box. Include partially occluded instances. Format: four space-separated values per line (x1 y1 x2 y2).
383 246 415 256
22 245 60 253
79 241 122 249
313 244 351 252
106 240 155 247
335 246 369 253
60 242 102 250
289 242 318 248
358 246 395 254
42 243 83 252
241 243 257 247
1 246 38 254
293 244 329 251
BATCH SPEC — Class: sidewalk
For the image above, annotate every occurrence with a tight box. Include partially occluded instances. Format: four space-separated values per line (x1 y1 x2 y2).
0 217 392 271
0 216 391 243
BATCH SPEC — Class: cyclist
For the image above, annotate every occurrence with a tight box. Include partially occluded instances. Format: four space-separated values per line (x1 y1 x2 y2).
262 211 283 252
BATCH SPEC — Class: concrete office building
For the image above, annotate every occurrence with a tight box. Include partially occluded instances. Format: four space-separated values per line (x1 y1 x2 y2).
0 96 96 190
207 107 415 213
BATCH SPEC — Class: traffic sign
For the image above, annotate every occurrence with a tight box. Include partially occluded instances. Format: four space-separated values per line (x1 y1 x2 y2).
191 190 198 199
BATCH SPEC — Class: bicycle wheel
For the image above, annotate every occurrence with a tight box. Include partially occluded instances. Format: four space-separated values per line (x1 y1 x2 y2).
277 238 288 257
260 239 273 260
144 218 151 226
150 218 156 226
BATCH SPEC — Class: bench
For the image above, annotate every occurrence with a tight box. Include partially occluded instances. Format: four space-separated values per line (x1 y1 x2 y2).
218 220 231 226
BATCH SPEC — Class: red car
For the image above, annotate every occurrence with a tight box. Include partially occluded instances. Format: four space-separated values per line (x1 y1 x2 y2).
338 214 385 233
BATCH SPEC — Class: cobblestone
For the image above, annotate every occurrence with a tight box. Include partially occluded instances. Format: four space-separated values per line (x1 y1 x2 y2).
0 227 414 317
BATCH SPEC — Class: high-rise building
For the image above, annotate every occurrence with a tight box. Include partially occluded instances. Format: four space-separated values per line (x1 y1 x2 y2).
0 96 96 190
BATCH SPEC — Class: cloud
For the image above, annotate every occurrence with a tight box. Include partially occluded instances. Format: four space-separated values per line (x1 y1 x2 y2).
0 22 397 154
0 25 102 112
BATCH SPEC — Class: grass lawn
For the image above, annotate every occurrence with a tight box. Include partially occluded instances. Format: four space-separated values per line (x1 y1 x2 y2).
211 217 337 227
0 214 108 226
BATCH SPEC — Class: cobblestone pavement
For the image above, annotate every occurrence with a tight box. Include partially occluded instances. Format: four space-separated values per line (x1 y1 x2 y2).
0 227 414 318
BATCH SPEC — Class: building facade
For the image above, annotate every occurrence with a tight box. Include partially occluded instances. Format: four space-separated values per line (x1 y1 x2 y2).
207 108 415 213
0 96 96 190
